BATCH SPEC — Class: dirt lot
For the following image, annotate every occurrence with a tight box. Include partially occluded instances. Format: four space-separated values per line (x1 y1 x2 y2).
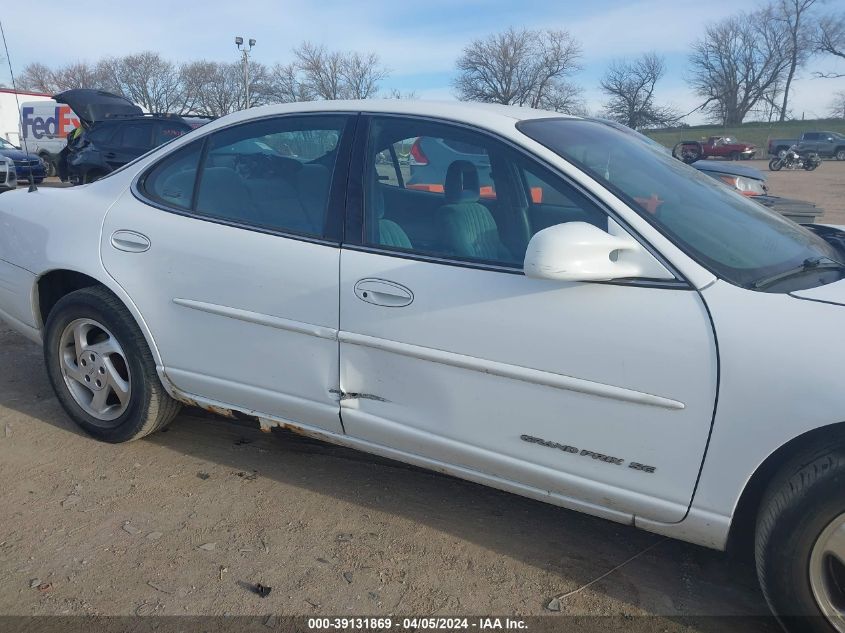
753 158 845 224
0 325 777 629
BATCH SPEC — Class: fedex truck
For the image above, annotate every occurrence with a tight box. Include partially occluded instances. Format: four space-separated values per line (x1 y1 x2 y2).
19 100 81 176
0 90 81 177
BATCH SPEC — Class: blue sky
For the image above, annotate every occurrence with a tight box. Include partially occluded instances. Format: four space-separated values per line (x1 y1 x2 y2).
2 0 844 122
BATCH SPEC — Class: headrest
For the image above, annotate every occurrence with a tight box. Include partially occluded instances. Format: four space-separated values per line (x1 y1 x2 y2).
444 160 480 203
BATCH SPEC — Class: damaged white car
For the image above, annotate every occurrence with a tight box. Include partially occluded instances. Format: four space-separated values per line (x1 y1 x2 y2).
1 100 845 631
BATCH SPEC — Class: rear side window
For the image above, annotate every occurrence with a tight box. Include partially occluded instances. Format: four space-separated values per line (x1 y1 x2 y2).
86 124 117 144
140 115 348 239
803 133 818 140
117 122 154 148
142 141 202 210
192 115 345 237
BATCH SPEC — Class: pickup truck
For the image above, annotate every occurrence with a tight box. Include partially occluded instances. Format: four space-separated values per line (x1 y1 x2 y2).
768 131 845 160
700 135 757 159
673 136 757 162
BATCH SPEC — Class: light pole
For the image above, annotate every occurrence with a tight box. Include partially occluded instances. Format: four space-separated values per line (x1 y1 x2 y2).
235 36 256 109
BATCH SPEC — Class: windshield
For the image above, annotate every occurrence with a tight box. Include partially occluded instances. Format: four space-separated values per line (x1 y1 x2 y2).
517 118 842 290
0 138 18 150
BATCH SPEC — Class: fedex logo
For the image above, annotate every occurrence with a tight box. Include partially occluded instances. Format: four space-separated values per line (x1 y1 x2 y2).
21 105 80 140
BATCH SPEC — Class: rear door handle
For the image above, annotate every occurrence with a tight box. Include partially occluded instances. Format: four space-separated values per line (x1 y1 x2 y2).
105 152 117 159
354 278 413 307
111 230 151 253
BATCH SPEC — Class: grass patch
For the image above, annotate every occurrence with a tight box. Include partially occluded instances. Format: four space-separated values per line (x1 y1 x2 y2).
643 119 845 154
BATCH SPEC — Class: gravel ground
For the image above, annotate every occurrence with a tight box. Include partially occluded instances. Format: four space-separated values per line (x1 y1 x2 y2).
743 157 845 224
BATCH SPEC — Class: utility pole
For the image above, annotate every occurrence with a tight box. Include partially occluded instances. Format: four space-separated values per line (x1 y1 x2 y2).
235 36 256 109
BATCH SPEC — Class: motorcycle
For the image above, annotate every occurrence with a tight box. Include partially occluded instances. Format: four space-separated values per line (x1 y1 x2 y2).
769 145 822 171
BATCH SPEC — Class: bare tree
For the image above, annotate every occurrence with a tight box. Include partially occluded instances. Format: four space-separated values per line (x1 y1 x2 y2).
774 0 818 120
814 12 845 77
18 61 103 94
293 43 387 100
97 52 184 113
384 88 418 99
600 53 679 129
829 90 845 117
340 52 389 99
688 8 790 125
268 62 311 103
453 27 583 112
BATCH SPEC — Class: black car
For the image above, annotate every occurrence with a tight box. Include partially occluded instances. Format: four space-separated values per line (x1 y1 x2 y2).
54 89 192 184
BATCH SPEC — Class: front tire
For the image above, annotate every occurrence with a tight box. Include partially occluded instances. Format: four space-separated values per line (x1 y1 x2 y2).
835 149 845 161
769 158 783 171
44 286 181 443
755 440 845 632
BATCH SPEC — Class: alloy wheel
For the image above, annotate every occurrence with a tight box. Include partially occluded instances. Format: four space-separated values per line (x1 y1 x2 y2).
810 512 845 632
58 318 132 423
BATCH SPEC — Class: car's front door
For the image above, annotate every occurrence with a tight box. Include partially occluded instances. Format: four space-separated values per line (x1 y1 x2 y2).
100 114 354 433
338 115 718 523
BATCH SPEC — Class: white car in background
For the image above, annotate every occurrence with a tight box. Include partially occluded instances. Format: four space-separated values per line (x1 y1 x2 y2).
0 155 17 192
1 100 845 631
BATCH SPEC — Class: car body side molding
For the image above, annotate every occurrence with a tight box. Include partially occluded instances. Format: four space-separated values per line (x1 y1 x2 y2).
338 330 685 410
172 298 338 341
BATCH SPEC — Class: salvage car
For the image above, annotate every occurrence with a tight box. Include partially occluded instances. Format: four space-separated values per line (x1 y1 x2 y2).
1 101 845 631
54 89 192 184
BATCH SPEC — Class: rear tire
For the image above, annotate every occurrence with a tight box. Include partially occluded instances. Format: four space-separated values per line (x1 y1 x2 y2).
44 286 181 443
755 440 845 632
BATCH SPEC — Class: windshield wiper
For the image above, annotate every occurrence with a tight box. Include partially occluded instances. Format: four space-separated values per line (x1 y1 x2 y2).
753 256 845 289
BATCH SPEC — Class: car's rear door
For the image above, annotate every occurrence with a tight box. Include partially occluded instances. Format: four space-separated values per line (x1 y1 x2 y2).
100 113 355 433
338 115 718 523
105 121 155 169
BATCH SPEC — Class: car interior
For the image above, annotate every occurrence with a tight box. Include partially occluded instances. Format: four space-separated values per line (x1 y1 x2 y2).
149 128 339 237
367 126 608 266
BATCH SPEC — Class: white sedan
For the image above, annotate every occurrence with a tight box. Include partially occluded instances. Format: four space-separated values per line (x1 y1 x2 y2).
0 100 844 630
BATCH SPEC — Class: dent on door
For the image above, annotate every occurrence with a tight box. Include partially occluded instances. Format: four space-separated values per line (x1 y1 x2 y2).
338 249 718 524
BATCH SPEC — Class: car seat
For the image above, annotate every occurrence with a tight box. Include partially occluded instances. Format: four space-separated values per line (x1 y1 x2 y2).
435 160 510 261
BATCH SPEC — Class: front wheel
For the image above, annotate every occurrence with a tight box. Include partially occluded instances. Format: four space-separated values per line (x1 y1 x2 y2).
755 441 845 632
835 149 845 161
769 158 783 171
44 286 181 443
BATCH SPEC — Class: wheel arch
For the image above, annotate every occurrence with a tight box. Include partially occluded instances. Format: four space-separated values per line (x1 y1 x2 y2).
727 420 845 552
34 268 166 371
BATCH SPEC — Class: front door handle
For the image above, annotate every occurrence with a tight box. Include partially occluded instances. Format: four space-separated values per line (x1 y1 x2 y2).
105 152 117 159
111 230 151 253
354 278 413 307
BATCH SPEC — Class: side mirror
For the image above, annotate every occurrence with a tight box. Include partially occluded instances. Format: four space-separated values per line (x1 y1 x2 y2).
523 222 645 282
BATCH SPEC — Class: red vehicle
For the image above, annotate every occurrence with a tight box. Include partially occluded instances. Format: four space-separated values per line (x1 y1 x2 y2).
673 136 757 163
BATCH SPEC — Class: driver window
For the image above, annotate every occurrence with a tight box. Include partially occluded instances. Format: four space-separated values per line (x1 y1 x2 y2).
364 116 608 268
193 115 346 236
